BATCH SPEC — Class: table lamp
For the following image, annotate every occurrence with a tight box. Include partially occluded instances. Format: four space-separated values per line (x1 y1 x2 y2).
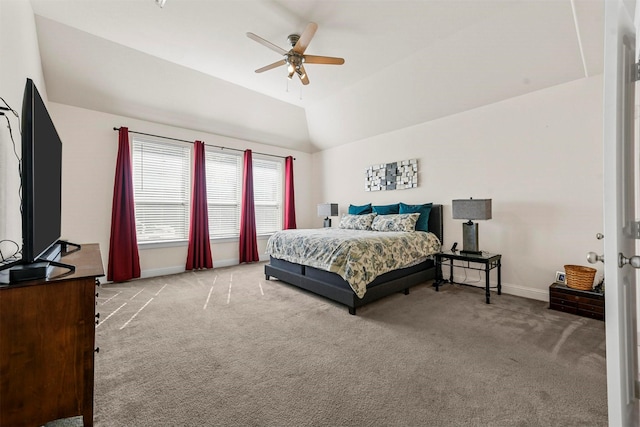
452 198 492 255
317 203 338 227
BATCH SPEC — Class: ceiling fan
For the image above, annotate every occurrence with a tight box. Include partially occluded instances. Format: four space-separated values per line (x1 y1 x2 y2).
246 22 345 85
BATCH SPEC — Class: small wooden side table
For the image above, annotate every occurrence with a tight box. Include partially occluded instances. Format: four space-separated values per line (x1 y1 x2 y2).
549 282 604 321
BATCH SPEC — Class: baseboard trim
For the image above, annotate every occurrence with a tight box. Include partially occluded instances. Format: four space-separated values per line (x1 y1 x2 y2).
449 274 548 302
138 254 269 280
501 283 548 302
139 266 185 279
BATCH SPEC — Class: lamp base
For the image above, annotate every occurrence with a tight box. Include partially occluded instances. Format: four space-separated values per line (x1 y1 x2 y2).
323 217 332 228
462 221 480 254
460 250 482 255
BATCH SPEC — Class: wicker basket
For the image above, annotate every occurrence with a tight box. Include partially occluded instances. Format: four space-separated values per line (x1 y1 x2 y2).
564 265 597 291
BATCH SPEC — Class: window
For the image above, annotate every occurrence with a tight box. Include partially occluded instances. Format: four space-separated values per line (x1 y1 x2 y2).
205 150 283 238
253 156 283 235
132 138 191 243
131 139 284 243
205 150 242 239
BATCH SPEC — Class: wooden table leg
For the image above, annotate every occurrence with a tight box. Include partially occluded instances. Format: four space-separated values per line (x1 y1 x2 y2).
485 262 491 304
497 260 502 295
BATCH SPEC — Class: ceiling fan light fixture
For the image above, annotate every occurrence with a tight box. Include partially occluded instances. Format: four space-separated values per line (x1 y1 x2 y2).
247 22 344 86
155 0 167 8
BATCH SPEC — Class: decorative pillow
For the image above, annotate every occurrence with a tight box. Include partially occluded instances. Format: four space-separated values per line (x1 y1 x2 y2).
348 203 372 215
372 203 400 215
371 213 420 232
399 202 433 232
339 213 377 230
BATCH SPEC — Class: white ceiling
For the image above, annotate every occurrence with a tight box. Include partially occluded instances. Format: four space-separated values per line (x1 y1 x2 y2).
30 0 604 153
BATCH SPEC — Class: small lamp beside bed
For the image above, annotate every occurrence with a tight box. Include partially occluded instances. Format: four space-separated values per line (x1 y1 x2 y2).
317 203 339 227
452 198 492 255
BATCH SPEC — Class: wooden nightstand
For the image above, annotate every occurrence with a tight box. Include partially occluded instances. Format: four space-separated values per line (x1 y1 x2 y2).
549 283 604 321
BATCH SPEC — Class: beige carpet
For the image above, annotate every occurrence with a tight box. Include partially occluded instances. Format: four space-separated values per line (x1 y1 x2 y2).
79 262 607 426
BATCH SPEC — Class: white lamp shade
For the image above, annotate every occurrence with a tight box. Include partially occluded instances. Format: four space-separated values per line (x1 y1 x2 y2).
317 203 338 217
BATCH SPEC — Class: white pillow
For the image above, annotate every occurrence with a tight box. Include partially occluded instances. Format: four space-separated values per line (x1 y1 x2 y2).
371 213 420 232
338 213 376 230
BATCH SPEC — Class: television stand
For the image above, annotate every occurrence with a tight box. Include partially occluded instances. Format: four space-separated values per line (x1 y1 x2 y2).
0 240 80 282
6 261 51 282
59 240 82 255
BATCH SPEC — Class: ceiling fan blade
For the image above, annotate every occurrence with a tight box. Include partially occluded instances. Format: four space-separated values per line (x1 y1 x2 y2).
293 22 318 54
304 55 345 65
255 59 287 73
298 64 310 85
246 32 287 55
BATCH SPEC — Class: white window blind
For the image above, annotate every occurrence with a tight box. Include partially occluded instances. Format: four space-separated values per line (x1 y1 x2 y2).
204 151 283 238
132 138 191 242
205 150 241 238
253 156 283 235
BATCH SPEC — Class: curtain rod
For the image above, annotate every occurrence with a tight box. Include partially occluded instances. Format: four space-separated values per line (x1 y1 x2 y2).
113 127 294 160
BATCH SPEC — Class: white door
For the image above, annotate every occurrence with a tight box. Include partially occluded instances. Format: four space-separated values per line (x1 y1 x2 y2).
603 0 639 425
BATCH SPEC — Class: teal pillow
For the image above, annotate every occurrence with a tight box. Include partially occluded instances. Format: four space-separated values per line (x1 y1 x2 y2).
399 202 433 232
373 203 399 215
348 203 372 215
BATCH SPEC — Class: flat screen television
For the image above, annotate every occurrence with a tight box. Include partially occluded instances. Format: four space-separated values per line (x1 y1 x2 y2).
0 78 78 282
20 78 63 264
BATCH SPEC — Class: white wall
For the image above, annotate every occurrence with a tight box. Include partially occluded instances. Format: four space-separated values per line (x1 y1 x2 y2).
0 0 46 254
48 103 314 278
312 75 604 301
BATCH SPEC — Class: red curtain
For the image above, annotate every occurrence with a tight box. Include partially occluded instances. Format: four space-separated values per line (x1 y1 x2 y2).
185 140 213 270
239 150 259 263
107 127 141 282
283 156 297 229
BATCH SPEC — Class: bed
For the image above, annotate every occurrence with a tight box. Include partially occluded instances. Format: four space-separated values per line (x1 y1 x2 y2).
264 204 443 315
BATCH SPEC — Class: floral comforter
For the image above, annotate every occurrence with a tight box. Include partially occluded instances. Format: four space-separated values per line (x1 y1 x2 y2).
266 228 442 298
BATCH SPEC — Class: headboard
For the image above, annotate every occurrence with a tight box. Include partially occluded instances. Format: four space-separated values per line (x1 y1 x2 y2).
427 204 444 244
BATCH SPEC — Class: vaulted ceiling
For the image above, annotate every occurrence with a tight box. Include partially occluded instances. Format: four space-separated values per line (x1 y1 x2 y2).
30 0 604 153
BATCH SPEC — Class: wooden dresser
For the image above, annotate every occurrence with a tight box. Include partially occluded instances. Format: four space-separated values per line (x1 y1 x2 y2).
0 243 103 427
549 282 604 321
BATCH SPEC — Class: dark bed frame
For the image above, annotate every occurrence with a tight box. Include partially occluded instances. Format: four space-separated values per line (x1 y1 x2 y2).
264 204 444 315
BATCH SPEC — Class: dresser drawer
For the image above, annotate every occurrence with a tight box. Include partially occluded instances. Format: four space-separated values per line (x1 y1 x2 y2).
551 290 603 305
550 302 578 315
577 308 605 321
550 296 577 309
577 301 604 314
